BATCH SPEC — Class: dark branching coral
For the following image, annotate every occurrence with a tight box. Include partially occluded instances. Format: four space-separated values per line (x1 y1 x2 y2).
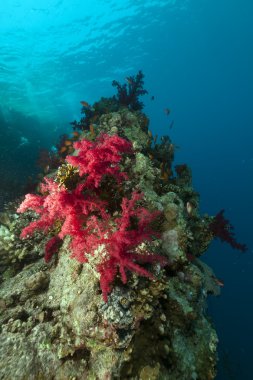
70 71 148 131
70 104 100 132
209 209 247 252
112 70 148 111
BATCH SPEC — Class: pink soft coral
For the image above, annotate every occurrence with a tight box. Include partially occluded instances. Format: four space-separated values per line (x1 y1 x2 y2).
98 191 167 301
63 191 166 301
66 133 132 188
17 178 107 239
17 134 166 301
17 176 109 267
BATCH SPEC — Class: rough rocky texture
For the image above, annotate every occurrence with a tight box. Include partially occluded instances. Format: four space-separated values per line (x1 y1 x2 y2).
0 107 219 379
0 241 218 379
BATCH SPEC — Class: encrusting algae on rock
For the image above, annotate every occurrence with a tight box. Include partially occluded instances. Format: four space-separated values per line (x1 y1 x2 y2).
0 72 246 379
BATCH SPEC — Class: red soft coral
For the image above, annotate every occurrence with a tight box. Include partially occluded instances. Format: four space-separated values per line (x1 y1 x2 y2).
94 191 167 301
17 177 108 245
45 235 62 263
17 134 166 302
66 133 132 188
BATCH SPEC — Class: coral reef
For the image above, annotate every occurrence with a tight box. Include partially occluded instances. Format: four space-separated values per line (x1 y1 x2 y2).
0 74 246 379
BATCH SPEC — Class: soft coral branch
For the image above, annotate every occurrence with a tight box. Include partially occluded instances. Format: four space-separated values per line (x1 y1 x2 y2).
66 133 132 188
209 209 247 252
112 70 148 111
17 178 107 239
97 191 167 301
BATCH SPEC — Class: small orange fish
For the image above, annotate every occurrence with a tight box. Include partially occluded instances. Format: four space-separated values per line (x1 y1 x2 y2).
72 131 80 137
89 124 95 137
60 146 67 153
80 101 91 108
162 172 169 181
213 277 224 287
64 140 72 146
164 108 170 116
161 168 169 181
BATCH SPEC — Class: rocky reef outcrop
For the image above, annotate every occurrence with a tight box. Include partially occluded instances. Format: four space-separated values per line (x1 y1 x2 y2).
0 92 221 379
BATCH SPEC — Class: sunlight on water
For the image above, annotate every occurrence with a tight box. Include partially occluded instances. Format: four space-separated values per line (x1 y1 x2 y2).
0 0 187 121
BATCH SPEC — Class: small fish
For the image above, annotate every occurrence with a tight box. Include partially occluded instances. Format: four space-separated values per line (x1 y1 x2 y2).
80 100 91 108
161 171 169 181
64 140 72 146
60 146 67 153
89 124 95 137
44 165 50 174
213 277 224 287
72 131 80 137
164 108 170 116
148 130 153 138
169 120 174 129
160 164 171 181
151 95 155 101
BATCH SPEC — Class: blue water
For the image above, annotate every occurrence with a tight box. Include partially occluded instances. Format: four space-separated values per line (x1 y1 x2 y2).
0 1 252 378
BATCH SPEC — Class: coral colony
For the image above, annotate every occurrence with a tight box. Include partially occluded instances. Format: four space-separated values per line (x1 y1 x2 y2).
17 134 166 301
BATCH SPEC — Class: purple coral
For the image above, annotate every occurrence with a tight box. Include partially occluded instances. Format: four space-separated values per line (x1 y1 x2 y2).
209 209 247 252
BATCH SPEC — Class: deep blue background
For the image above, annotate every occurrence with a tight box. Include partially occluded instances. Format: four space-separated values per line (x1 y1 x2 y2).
0 1 252 378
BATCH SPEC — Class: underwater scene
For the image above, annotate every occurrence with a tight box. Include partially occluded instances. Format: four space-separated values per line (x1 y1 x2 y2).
0 1 252 379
